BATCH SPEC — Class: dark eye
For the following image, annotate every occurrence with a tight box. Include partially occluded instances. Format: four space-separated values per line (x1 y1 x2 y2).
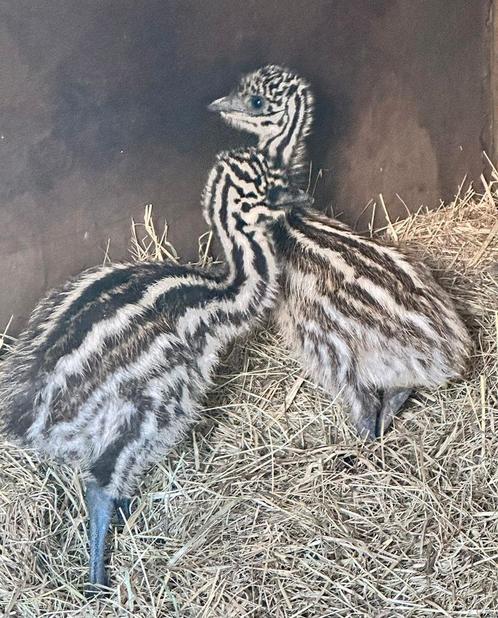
250 95 264 110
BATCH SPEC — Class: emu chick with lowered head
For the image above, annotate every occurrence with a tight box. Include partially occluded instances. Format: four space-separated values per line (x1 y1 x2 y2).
0 147 297 592
210 65 471 438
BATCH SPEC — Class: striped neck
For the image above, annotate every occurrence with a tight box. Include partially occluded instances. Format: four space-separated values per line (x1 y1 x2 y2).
258 85 313 184
209 175 279 311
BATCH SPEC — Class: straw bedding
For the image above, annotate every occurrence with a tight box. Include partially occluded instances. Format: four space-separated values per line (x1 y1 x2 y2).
0 177 497 617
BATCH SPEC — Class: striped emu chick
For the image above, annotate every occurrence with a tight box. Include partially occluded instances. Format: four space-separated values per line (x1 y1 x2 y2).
0 147 293 592
210 65 471 439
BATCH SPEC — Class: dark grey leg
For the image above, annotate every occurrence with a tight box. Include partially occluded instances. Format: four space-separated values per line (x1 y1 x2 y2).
345 384 382 441
113 497 132 528
85 481 114 595
376 388 413 436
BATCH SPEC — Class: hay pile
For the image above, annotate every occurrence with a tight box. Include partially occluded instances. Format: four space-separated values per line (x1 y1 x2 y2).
0 177 497 617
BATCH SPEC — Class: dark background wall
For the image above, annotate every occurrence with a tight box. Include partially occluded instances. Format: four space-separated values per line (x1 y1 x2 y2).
0 0 493 334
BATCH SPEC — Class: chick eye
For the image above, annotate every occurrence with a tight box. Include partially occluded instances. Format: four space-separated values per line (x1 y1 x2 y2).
249 95 264 110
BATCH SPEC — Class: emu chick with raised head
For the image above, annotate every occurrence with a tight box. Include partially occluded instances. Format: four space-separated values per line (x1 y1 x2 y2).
210 65 471 438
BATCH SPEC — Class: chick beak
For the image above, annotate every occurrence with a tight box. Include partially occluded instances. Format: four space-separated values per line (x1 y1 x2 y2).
207 95 246 114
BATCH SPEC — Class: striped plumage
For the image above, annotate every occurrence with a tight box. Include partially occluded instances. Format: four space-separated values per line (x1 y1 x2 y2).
210 65 471 438
0 147 291 591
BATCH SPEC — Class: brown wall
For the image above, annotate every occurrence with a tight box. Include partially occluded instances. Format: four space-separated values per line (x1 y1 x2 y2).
0 0 493 334
492 0 498 159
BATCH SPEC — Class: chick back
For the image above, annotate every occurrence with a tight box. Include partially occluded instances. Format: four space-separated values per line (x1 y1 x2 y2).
0 260 251 496
274 207 470 397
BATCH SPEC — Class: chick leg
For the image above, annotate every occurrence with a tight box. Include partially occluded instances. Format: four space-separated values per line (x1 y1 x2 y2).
113 497 132 528
85 481 114 595
376 388 413 435
345 384 382 441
